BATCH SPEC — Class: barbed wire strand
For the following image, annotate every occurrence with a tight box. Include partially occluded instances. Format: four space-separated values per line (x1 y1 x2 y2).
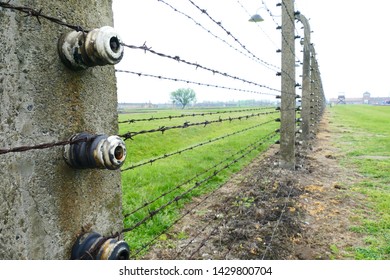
119 111 278 140
122 118 277 172
115 69 278 98
118 106 276 124
0 136 89 155
121 42 281 93
0 1 89 31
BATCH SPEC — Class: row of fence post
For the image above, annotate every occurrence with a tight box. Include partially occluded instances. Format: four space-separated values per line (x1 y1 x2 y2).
278 0 326 170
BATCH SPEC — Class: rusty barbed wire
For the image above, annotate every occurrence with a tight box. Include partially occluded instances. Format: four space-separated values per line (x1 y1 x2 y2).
0 136 90 155
156 0 280 72
119 111 279 140
118 106 275 124
122 42 281 93
0 108 290 156
0 1 89 32
121 119 277 172
115 69 278 98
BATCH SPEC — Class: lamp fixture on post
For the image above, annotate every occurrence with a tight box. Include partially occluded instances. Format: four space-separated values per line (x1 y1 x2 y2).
249 14 264 22
249 5 268 23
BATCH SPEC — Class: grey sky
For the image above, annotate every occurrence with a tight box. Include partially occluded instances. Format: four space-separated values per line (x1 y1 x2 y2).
113 0 390 103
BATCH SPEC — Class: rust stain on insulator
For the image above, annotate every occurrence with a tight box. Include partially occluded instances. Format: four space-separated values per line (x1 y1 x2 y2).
58 26 124 70
64 132 127 170
71 232 130 260
97 239 130 260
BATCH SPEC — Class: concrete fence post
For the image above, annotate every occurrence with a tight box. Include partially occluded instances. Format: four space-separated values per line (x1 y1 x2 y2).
279 0 296 170
295 13 311 145
312 51 320 124
0 0 122 259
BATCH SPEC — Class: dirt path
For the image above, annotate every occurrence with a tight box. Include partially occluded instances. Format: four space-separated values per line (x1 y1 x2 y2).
144 111 367 260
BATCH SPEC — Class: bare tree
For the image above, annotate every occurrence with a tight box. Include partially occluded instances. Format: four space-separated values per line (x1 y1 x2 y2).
170 88 196 109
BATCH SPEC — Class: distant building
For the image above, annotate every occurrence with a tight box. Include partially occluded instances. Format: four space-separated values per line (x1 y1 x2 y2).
330 92 390 105
363 92 370 104
337 95 346 104
117 102 157 111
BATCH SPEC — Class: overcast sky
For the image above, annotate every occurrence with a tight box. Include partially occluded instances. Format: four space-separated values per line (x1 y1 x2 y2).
112 0 390 104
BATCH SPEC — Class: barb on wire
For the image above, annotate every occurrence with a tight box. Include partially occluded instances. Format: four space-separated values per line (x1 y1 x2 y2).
121 42 281 93
0 1 88 32
119 111 278 140
115 69 278 98
156 0 280 72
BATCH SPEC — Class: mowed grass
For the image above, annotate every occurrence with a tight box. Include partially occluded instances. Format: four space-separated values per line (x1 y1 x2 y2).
118 107 279 256
330 105 390 259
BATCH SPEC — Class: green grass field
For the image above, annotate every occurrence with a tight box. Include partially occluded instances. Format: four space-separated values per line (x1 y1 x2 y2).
330 105 390 259
118 107 279 256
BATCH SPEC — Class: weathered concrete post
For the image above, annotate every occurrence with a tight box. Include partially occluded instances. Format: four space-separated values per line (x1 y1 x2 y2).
310 47 321 128
0 0 122 259
279 0 296 169
295 13 311 145
317 63 326 115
